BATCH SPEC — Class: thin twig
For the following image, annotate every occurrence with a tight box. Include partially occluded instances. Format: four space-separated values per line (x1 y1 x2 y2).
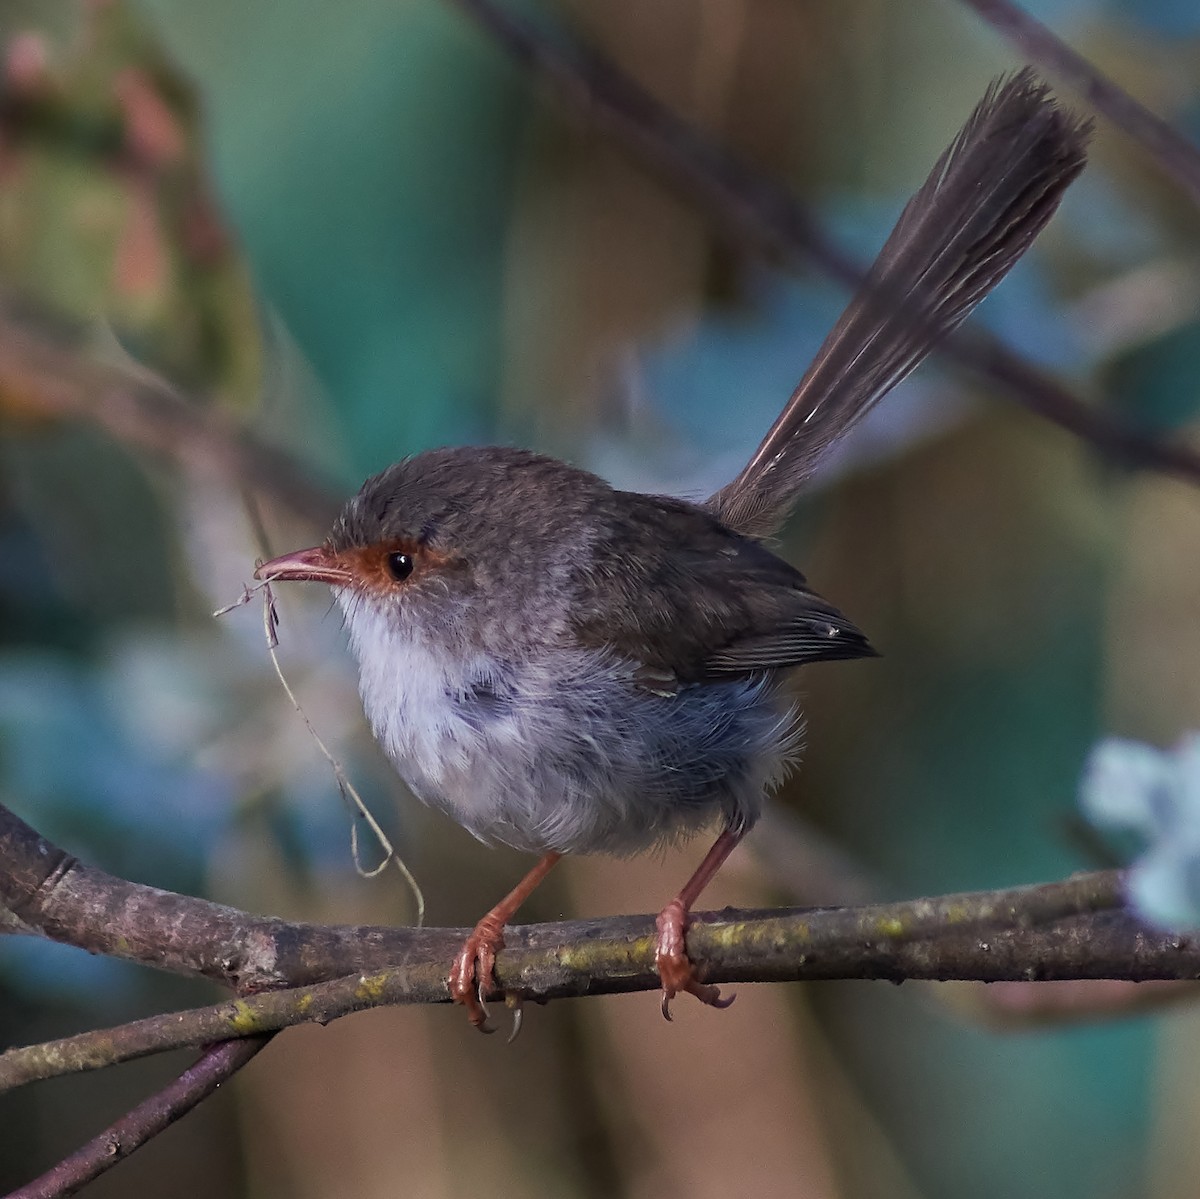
450 0 1200 488
958 0 1200 208
7 1037 270 1199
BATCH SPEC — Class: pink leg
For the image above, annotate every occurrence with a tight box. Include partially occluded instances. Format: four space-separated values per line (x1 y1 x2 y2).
655 826 745 1020
449 851 561 1032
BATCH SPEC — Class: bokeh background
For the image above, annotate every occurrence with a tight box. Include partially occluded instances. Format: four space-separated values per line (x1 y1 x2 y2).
2 0 1200 1195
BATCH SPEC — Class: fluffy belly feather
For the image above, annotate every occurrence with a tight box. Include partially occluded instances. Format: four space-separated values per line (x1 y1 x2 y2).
341 598 797 855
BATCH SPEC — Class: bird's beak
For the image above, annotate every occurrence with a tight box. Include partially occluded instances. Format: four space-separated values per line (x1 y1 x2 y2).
254 546 352 586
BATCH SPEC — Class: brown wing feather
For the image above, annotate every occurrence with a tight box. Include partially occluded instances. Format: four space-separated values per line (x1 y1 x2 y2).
570 73 1088 682
568 492 873 686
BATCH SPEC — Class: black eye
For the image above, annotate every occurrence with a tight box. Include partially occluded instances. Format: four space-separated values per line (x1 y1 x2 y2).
386 552 414 581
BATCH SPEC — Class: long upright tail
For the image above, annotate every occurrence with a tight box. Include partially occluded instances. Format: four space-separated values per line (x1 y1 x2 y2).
707 69 1091 539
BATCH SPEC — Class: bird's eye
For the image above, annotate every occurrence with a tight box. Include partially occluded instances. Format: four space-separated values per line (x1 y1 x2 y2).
386 552 414 581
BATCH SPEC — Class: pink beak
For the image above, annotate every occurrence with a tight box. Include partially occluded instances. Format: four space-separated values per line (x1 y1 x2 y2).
254 546 352 586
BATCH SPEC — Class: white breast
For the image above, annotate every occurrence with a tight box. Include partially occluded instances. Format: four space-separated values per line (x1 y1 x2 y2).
337 593 501 798
336 589 797 856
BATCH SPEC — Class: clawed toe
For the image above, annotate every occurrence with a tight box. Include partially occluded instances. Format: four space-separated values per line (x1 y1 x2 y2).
448 852 562 1035
655 899 735 1020
449 923 504 1033
658 957 736 1020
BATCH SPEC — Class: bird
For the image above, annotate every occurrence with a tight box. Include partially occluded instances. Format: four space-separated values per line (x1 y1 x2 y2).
256 70 1090 1031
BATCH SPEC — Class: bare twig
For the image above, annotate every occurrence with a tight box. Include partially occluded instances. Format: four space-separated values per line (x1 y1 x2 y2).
4 793 1197 1095
958 0 1200 209
449 0 1200 488
7 1037 270 1199
0 309 340 525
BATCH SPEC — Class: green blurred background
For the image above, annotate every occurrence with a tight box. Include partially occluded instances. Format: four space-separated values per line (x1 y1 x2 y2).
2 0 1200 1195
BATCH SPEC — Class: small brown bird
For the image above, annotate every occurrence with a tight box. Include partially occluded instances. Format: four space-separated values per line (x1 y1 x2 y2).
257 72 1089 1030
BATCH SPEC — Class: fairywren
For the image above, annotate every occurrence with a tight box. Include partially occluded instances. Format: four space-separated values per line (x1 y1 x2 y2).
257 71 1090 1030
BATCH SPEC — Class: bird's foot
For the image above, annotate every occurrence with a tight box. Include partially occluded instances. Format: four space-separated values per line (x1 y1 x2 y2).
449 912 507 1033
654 897 735 1020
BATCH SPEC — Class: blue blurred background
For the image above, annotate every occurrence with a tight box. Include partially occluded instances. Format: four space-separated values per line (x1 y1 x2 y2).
2 0 1200 1195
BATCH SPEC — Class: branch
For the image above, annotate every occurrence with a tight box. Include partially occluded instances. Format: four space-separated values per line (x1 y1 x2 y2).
1 868 1175 1093
953 977 1200 1028
7 1037 270 1199
0 800 1127 998
0 799 428 990
450 0 1200 488
0 302 340 526
958 0 1200 208
6 793 1197 1095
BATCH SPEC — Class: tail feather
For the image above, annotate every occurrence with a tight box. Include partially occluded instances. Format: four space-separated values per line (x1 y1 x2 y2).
707 69 1091 539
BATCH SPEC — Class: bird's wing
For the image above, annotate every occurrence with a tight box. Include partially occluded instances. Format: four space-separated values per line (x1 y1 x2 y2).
567 492 874 687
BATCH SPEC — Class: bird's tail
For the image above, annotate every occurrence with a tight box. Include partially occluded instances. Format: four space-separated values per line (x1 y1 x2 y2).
707 69 1091 539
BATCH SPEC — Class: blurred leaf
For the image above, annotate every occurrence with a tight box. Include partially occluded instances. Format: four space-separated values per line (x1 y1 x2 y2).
138 0 527 475
0 1 264 399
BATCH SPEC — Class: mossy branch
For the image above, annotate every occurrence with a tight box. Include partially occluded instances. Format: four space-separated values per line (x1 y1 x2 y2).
5 859 1195 1096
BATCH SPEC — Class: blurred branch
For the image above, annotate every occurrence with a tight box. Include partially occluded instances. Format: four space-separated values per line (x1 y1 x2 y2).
450 0 1200 488
7 1037 271 1199
942 977 1200 1029
752 812 1200 1027
958 0 1200 208
2 78 191 187
0 305 340 525
752 805 882 907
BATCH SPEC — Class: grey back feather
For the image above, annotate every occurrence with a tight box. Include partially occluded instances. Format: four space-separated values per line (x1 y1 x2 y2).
707 69 1092 540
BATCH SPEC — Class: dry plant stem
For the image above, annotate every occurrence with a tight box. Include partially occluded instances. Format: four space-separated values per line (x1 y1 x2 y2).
7 1036 270 1199
255 585 426 922
450 0 1200 489
958 0 1200 208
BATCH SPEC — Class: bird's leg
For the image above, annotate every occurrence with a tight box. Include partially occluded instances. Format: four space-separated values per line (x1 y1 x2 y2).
655 825 744 1020
450 851 561 1032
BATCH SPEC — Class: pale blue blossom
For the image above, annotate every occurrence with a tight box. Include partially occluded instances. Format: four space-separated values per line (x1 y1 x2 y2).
1081 735 1200 928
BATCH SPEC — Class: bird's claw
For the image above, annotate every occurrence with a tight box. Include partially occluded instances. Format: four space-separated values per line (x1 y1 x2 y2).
475 979 496 1034
660 977 735 1020
449 919 505 1033
505 994 525 1044
655 898 735 1021
449 919 527 1039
